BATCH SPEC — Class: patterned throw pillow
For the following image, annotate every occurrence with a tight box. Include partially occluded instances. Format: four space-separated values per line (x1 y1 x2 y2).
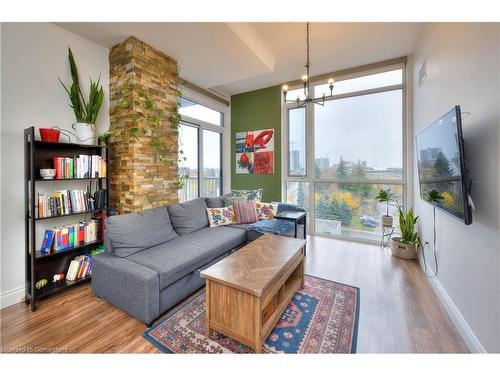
255 202 278 220
223 196 241 207
232 200 259 224
206 206 236 227
230 189 263 201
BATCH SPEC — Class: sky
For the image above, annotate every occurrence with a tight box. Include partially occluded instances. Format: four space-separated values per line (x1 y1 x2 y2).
289 69 404 171
314 89 403 170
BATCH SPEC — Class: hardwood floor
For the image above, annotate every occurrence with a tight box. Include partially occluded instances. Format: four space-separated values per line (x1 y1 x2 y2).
0 235 468 353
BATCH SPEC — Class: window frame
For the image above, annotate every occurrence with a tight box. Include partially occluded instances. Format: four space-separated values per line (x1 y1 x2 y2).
178 86 229 200
281 60 410 244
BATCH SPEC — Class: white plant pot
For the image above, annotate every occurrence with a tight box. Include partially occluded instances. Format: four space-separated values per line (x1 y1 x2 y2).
72 122 97 145
390 237 417 260
381 215 393 227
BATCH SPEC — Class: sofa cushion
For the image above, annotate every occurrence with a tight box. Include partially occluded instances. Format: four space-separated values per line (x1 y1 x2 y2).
106 206 178 258
127 226 247 289
205 196 226 208
233 200 259 224
168 198 209 235
230 188 263 201
206 206 237 227
256 202 278 220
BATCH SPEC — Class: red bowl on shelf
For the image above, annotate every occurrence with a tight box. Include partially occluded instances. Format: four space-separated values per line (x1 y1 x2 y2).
39 128 60 143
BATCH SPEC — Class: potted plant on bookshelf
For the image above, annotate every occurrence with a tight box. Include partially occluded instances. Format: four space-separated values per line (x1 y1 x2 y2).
390 207 421 259
375 188 397 227
58 47 104 145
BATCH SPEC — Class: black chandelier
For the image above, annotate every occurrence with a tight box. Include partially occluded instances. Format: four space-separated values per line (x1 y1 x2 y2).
282 22 335 108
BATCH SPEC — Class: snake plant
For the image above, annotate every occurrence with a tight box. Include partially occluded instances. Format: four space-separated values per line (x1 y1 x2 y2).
397 207 421 246
59 47 104 124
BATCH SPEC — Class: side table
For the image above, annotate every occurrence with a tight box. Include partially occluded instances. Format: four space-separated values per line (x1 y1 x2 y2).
380 225 396 250
274 211 307 240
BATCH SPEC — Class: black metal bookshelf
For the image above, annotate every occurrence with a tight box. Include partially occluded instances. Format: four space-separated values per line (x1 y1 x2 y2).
24 126 110 311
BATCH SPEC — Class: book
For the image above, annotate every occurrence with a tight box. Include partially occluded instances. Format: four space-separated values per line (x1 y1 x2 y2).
43 218 100 252
61 226 69 249
40 230 55 253
78 223 85 244
37 193 43 219
51 155 104 180
101 157 107 178
53 227 62 250
68 225 74 247
66 260 80 281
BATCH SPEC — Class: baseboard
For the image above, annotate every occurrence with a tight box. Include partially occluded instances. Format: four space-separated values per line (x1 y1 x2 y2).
428 277 486 353
0 286 25 310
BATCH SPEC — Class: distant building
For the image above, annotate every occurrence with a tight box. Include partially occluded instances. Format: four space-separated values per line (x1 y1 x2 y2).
315 157 330 169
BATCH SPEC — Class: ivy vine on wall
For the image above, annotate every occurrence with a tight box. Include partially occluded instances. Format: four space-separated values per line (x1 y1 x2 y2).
99 83 188 190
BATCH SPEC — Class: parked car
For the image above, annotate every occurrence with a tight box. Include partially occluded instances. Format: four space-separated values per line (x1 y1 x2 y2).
360 214 378 228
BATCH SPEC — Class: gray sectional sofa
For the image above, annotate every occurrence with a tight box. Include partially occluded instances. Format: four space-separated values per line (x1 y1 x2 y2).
92 197 261 325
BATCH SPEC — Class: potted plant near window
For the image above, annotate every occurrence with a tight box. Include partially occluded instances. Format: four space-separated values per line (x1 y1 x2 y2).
390 208 421 259
375 188 397 227
59 48 104 145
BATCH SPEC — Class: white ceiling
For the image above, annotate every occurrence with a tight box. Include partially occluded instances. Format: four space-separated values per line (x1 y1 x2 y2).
56 22 423 97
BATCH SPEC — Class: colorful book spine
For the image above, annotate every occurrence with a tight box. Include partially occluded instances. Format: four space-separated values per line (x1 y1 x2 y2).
40 230 55 253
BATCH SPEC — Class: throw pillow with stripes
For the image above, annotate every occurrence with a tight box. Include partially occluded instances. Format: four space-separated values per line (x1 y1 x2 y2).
233 200 259 224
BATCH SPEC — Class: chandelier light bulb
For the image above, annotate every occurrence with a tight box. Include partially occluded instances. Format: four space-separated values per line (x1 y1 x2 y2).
301 75 308 82
328 78 334 85
282 84 289 92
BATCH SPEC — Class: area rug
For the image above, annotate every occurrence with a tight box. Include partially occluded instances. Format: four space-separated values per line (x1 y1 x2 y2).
144 275 359 353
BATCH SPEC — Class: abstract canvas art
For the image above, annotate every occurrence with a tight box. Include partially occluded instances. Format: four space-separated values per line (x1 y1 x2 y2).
235 129 274 174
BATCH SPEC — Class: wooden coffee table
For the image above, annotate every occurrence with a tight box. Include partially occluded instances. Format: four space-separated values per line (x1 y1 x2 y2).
200 234 306 353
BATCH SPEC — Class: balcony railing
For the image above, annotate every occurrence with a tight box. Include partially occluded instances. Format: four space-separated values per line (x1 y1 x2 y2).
178 176 221 202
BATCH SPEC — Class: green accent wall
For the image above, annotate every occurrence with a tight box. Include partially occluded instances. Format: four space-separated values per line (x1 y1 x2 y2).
231 85 282 202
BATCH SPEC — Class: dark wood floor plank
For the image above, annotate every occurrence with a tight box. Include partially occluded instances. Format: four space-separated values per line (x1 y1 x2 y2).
0 235 468 353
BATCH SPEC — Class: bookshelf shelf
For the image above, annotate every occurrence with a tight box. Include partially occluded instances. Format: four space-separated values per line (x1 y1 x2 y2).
25 127 110 310
34 208 108 221
35 240 104 259
37 276 92 298
35 177 106 182
34 140 106 149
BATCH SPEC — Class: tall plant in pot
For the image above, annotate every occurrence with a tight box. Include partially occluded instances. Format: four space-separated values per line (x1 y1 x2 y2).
59 48 104 145
375 188 397 227
390 208 421 259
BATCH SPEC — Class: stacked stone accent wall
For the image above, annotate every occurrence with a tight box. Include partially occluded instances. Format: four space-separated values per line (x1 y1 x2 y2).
109 36 179 213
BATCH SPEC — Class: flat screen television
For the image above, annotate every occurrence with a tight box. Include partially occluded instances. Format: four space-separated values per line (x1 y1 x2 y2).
416 105 473 225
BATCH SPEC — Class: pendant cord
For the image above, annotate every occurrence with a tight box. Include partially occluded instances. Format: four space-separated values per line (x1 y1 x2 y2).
305 22 310 98
306 22 310 69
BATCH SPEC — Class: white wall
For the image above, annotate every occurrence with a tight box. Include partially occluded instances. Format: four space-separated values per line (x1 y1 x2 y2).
0 23 110 308
412 23 500 352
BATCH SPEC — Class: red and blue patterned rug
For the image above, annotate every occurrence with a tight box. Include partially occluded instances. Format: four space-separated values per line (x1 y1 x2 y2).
144 275 359 353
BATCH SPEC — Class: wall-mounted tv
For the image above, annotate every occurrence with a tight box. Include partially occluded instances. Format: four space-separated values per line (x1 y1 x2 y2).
416 105 473 225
